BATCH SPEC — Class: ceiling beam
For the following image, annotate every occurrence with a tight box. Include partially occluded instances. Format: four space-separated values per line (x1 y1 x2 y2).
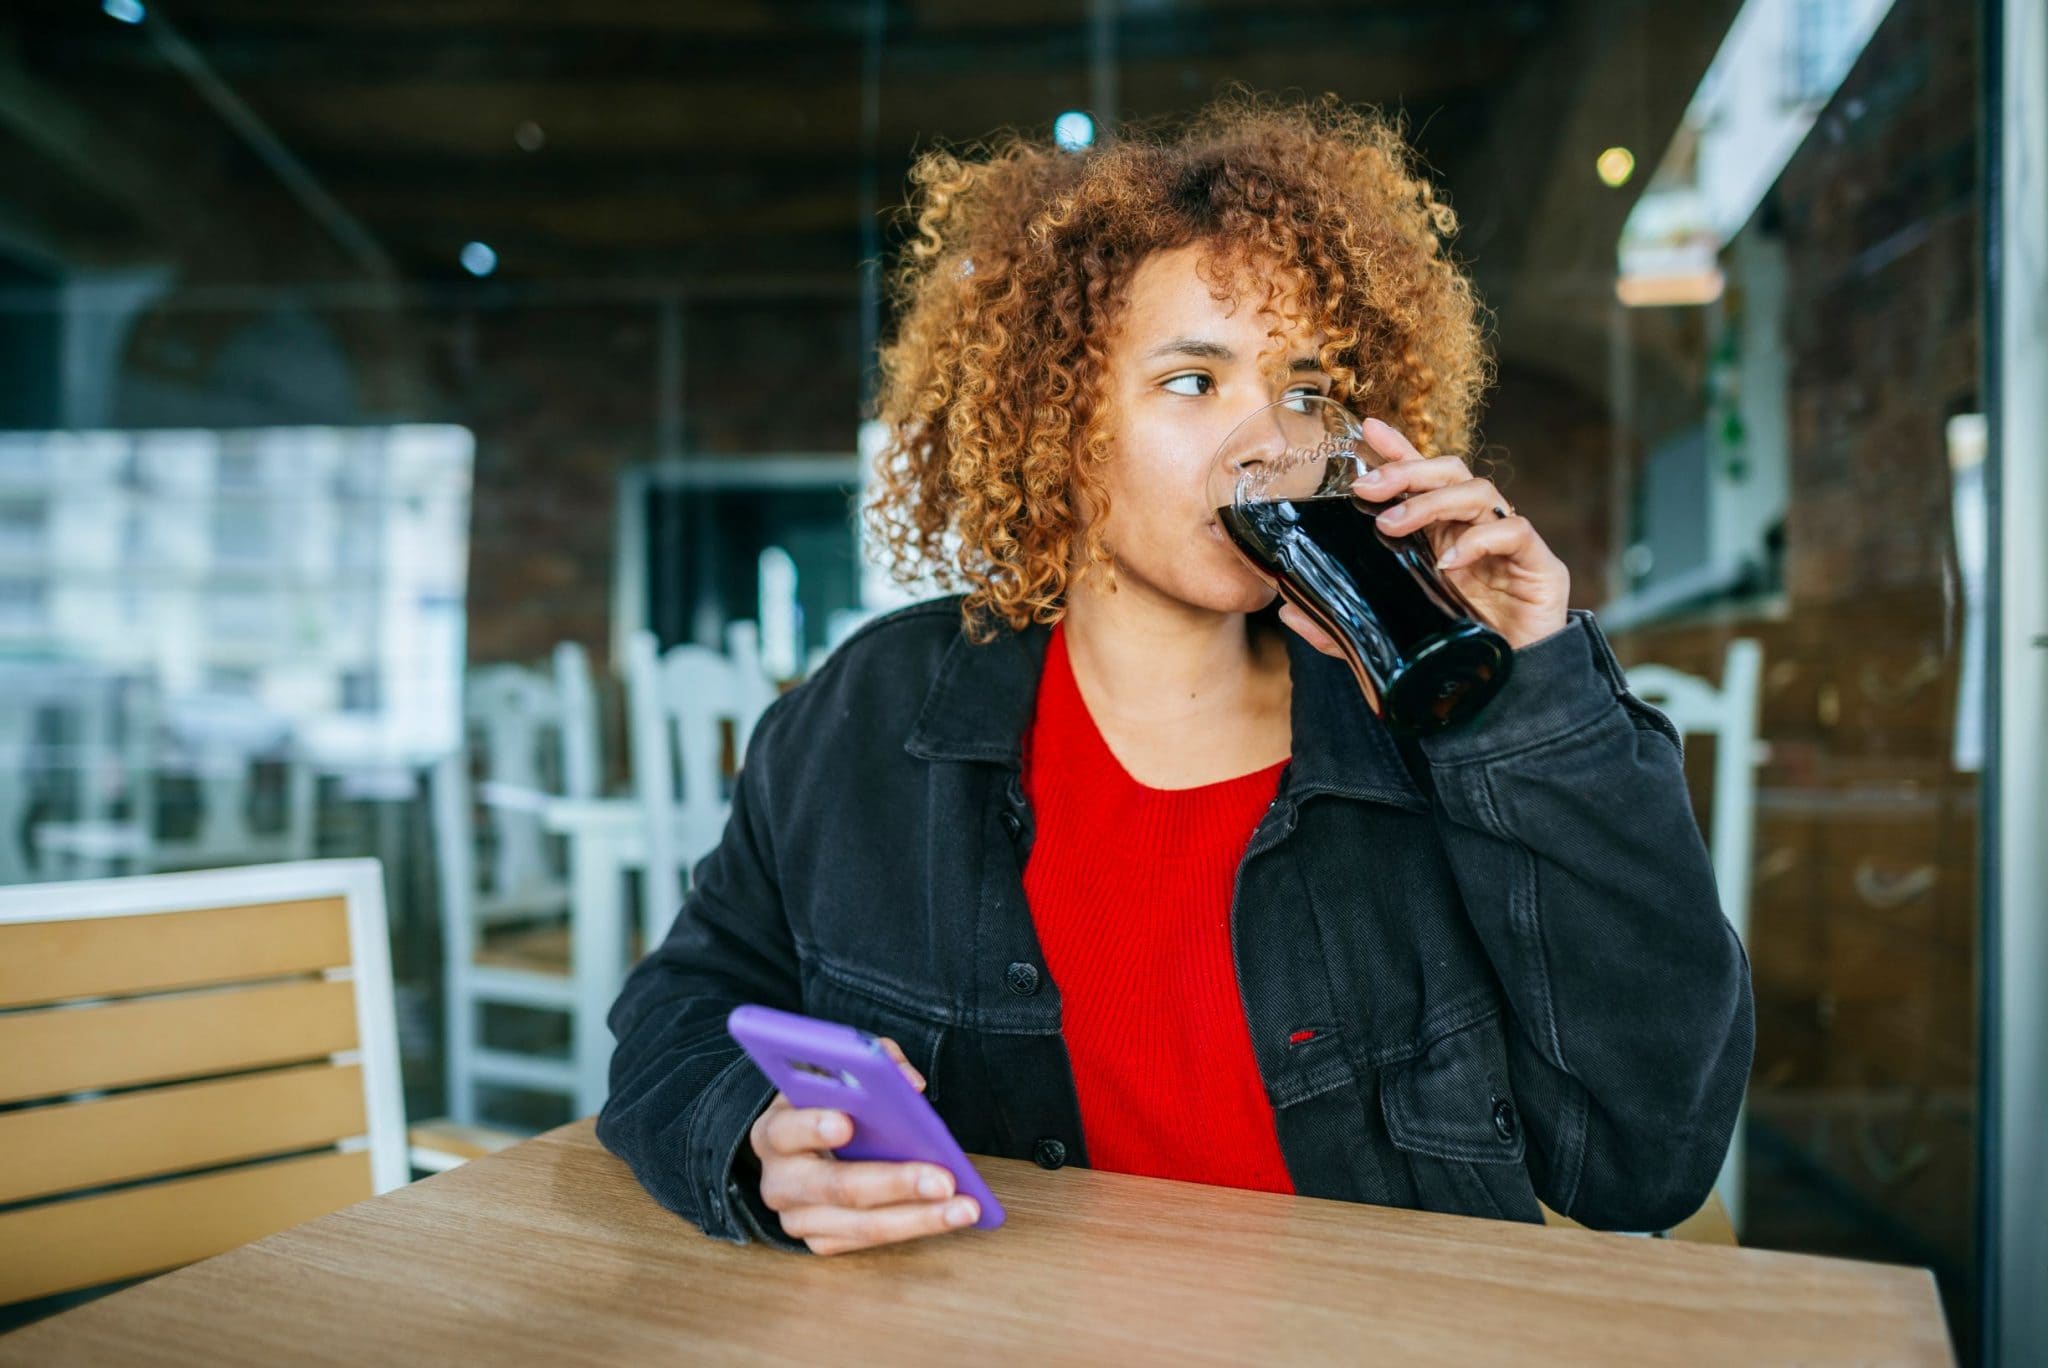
31 4 1553 87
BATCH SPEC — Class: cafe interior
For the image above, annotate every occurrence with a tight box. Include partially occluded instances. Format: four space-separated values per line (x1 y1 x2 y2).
0 0 2040 1363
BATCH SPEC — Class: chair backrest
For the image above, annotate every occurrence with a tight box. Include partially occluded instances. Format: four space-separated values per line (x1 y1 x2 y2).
459 643 601 902
1623 638 1764 1238
1624 639 1765 944
624 627 776 948
0 858 405 1308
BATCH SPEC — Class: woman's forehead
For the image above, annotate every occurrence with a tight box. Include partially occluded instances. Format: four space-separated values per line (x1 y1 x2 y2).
1118 246 1321 357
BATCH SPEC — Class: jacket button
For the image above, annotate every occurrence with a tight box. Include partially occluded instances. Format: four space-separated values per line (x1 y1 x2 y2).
1033 1138 1067 1169
1001 811 1023 840
1004 961 1040 996
1492 1097 1519 1143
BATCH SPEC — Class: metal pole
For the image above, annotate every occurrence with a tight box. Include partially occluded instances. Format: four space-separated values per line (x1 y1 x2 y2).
1091 0 1118 131
1988 0 2048 1358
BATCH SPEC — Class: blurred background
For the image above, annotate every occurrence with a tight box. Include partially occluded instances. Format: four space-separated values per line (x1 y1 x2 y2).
0 0 2031 1359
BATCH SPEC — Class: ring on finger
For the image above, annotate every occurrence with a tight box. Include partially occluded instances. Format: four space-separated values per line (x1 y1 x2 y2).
1492 503 1513 520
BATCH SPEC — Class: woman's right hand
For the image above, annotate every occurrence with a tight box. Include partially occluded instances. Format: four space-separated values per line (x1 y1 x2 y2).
747 1035 982 1256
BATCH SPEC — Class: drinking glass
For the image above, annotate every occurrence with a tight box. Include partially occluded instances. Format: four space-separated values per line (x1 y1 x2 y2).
1207 394 1512 734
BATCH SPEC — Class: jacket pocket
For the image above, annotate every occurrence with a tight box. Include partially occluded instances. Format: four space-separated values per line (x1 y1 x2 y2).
801 957 951 1105
1378 1009 1537 1222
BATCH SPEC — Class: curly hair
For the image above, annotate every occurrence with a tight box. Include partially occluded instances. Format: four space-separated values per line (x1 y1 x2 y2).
865 89 1493 640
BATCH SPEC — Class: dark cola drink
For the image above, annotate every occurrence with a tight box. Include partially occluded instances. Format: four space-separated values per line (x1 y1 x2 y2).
1219 493 1511 734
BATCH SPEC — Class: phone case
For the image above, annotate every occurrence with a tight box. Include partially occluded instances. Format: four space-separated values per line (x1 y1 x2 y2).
726 1004 1006 1230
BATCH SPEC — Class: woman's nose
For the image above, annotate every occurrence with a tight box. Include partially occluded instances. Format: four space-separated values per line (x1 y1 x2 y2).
1228 411 1293 471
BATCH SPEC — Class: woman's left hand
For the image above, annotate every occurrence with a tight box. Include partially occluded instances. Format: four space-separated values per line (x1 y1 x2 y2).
1277 416 1571 655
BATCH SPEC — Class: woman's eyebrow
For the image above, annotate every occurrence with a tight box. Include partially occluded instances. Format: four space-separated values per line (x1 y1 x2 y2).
1144 337 1323 370
1146 337 1235 360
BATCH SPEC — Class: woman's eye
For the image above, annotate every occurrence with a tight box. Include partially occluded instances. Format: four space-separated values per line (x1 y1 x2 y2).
1161 373 1213 396
1281 385 1324 412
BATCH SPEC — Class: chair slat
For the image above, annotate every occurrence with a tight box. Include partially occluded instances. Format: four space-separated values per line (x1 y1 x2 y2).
0 978 359 1104
0 1062 367 1205
0 1149 372 1305
0 897 352 1009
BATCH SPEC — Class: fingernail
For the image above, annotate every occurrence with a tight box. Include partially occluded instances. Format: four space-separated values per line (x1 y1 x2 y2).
946 1199 978 1226
1357 467 1384 485
1374 506 1400 527
818 1113 847 1143
919 1170 952 1200
1437 547 1459 569
1364 416 1388 435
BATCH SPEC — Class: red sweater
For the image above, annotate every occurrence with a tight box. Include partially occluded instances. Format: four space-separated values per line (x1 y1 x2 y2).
1020 623 1295 1194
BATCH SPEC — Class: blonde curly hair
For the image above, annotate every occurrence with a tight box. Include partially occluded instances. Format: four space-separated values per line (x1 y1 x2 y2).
865 90 1493 640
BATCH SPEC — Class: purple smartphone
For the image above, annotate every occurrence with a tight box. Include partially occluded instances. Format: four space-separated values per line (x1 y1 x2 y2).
726 1004 1005 1230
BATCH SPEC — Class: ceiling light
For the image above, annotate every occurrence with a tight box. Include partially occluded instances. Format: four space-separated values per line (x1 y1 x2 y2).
1615 269 1725 308
459 242 498 277
102 0 146 23
1596 146 1636 188
1053 111 1096 152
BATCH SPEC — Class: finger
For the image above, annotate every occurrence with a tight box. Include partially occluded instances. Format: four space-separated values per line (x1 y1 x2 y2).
763 1154 957 1213
1436 515 1537 571
872 1036 926 1091
1353 453 1473 501
779 1194 982 1254
1362 416 1426 463
1277 602 1344 659
758 1103 853 1157
1370 477 1505 536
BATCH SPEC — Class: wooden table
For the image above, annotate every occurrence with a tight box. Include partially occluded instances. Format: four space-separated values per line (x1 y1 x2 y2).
1 1120 1952 1366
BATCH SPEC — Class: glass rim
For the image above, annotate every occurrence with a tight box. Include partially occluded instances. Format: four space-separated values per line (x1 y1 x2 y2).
1210 393 1369 506
1211 391 1365 453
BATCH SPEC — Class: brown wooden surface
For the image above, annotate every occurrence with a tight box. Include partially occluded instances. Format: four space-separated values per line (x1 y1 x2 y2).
0 978 359 1104
0 1150 373 1307
0 898 352 1009
0 1062 366 1205
0 1120 1952 1366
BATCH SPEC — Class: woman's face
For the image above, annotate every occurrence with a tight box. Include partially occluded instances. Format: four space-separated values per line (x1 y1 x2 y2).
1090 242 1330 616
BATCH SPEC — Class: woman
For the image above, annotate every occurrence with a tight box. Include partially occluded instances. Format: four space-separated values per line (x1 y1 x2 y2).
599 94 1753 1256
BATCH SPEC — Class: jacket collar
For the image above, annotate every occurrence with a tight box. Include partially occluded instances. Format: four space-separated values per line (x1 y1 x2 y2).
904 613 1428 812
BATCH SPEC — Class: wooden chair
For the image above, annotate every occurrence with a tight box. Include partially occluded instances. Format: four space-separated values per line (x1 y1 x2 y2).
0 859 407 1309
1624 639 1765 1236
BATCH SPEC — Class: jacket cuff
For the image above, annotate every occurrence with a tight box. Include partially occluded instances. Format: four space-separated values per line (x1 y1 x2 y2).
1419 611 1649 765
689 1055 807 1252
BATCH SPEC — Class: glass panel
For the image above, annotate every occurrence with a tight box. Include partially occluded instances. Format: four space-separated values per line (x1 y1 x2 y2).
0 0 1992 1351
1600 4 1984 1352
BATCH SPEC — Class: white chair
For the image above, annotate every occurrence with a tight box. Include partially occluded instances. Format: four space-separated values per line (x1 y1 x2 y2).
453 627 774 1118
625 624 777 957
434 642 605 1125
0 859 407 1308
440 626 774 1114
757 545 803 683
1625 637 1765 1234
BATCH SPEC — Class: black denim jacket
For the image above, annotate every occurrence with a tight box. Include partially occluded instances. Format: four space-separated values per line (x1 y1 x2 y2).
598 598 1754 1249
